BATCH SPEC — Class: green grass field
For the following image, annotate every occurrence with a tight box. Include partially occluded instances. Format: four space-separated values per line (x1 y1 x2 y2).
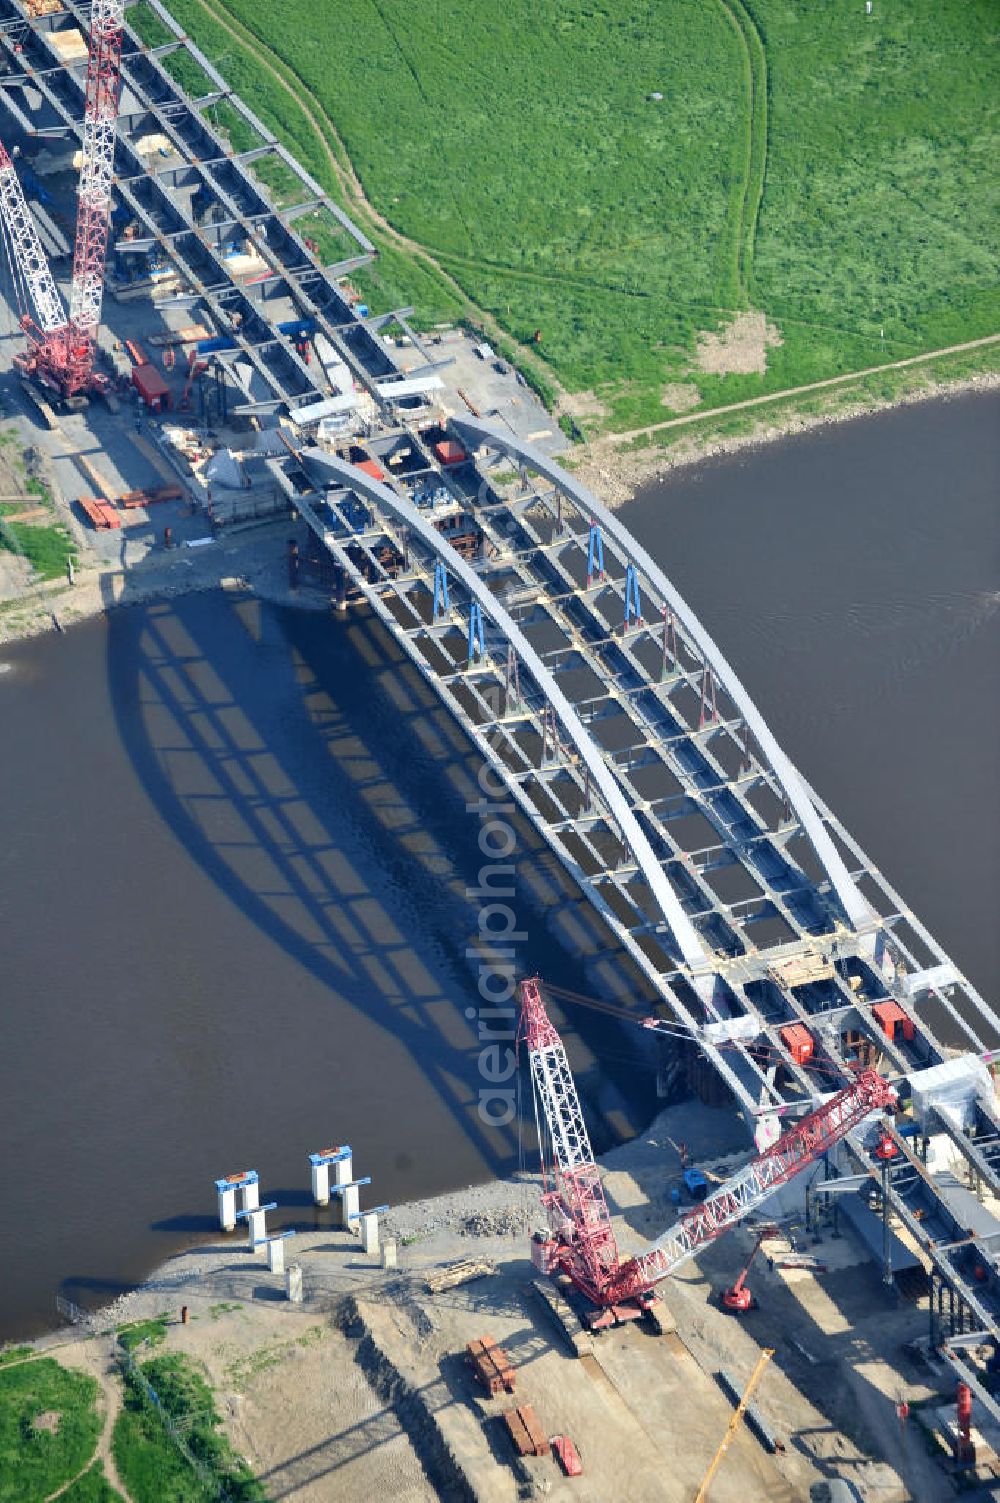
145 0 998 432
114 1352 263 1503
0 505 78 580
58 1463 123 1503
0 1358 101 1503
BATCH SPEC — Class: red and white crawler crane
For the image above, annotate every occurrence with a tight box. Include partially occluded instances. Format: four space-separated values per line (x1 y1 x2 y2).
0 0 124 399
517 976 897 1327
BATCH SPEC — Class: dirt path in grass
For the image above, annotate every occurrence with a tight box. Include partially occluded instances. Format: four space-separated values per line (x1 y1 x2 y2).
48 1339 131 1502
588 331 1000 451
716 0 768 303
197 0 565 398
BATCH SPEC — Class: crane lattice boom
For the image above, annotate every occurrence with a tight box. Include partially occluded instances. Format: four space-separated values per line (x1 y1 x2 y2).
613 1064 896 1301
0 143 67 335
68 0 124 357
518 976 622 1304
0 0 124 396
518 977 897 1312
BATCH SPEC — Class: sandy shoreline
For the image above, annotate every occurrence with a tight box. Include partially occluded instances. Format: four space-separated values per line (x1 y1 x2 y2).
0 520 320 651
18 1095 747 1345
570 367 1000 508
6 1099 943 1503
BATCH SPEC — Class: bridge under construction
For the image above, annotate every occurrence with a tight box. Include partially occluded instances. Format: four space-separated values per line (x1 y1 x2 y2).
270 415 1000 1415
1 0 999 1448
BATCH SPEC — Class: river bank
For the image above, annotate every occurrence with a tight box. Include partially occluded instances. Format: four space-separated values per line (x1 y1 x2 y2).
1 369 996 648
572 365 1000 508
7 1098 938 1503
0 519 319 650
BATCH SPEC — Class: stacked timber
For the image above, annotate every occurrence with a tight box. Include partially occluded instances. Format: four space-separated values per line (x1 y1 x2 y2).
502 1404 549 1458
78 496 120 530
465 1335 515 1396
424 1257 496 1294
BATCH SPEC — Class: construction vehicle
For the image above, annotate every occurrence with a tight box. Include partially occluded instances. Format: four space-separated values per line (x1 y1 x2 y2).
683 1166 708 1202
720 1223 777 1312
517 976 896 1327
695 1349 775 1502
0 1 124 400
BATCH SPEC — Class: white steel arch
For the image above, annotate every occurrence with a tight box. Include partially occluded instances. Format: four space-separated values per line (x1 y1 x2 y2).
301 447 712 969
452 417 877 937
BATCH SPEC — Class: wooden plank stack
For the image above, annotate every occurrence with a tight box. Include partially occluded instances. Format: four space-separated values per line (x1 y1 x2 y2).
78 496 120 530
425 1257 496 1294
502 1403 550 1458
465 1335 515 1397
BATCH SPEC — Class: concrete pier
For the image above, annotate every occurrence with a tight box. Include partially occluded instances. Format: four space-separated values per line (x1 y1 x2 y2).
217 1183 236 1233
286 1264 303 1303
309 1146 352 1207
310 1160 329 1207
237 1200 277 1250
382 1239 397 1270
361 1212 380 1257
215 1170 259 1232
349 1204 390 1258
342 1184 360 1230
266 1231 295 1275
331 1174 370 1229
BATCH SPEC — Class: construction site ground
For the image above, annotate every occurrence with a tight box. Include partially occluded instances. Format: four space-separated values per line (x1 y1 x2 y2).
391 327 567 456
33 1099 994 1503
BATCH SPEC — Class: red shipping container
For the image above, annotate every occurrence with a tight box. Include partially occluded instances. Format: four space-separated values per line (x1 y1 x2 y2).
872 999 915 1043
434 439 466 465
132 362 171 412
779 1023 814 1066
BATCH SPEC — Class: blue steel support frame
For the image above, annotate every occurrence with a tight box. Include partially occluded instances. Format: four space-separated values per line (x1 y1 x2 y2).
467 601 485 665
433 560 450 621
587 522 604 587
624 562 643 631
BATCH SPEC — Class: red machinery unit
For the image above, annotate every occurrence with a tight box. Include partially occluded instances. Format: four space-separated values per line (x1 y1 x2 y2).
132 362 171 413
721 1224 777 1312
552 1435 584 1477
779 1023 815 1066
434 439 466 466
956 1381 975 1464
872 1000 915 1043
354 457 386 483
